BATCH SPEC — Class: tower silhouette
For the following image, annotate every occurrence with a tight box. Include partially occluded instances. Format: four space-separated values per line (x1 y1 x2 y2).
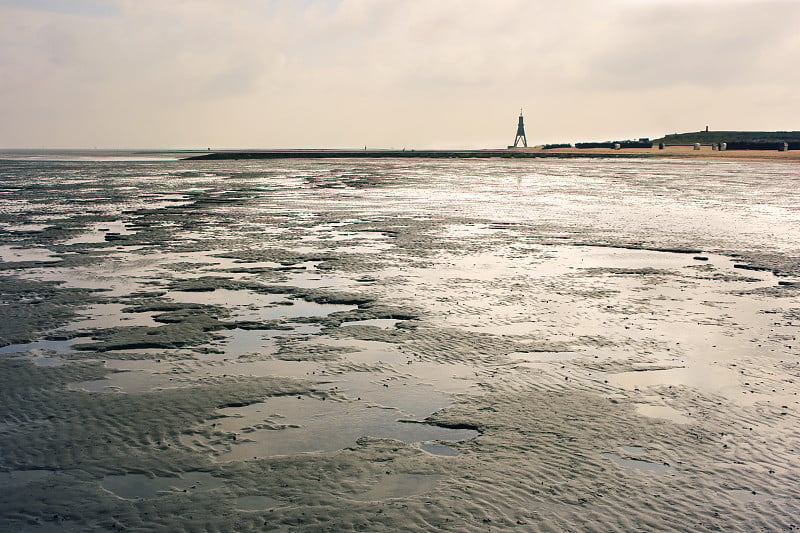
513 110 527 148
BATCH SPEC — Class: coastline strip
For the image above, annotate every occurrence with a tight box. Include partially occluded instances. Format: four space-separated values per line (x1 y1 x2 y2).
183 149 654 161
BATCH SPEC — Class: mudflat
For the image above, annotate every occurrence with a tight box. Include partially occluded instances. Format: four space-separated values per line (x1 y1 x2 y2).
0 154 798 531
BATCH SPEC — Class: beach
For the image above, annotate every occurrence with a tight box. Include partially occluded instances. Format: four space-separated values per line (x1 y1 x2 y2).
0 154 798 531
525 144 800 161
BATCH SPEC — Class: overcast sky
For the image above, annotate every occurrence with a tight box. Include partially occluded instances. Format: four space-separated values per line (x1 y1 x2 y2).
1 0 799 149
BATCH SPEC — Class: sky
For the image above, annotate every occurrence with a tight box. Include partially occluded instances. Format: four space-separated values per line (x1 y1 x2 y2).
1 0 799 149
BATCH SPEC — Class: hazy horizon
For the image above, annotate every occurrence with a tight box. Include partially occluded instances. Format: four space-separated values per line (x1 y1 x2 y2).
2 0 799 150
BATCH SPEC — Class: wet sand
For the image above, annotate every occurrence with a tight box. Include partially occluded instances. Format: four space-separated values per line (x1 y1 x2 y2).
0 156 798 531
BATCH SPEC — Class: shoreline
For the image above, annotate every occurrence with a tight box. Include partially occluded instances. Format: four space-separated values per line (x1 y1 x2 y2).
183 149 652 161
184 146 800 162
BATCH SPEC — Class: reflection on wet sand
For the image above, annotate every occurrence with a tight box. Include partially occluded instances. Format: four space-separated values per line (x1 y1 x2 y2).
1 157 798 531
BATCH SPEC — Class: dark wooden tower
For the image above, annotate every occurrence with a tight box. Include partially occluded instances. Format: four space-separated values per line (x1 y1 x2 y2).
513 110 527 148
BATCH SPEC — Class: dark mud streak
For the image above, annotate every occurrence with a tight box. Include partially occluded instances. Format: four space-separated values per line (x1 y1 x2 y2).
0 276 107 347
416 420 484 433
573 242 705 255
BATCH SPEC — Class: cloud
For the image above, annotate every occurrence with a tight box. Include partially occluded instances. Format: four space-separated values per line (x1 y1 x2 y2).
1 0 798 148
0 0 119 16
586 1 800 89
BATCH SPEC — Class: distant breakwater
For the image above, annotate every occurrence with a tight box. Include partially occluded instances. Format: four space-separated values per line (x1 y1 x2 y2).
184 149 655 161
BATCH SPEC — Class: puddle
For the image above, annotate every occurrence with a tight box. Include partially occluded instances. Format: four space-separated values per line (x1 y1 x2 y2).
166 288 285 309
324 371 456 418
163 251 283 274
273 323 323 335
568 247 700 272
400 361 481 396
606 364 746 404
0 223 53 232
0 245 61 263
342 352 478 404
351 474 442 501
317 338 406 365
309 338 480 396
341 319 400 329
167 290 355 321
13 259 165 297
0 339 77 355
64 303 160 330
283 271 357 289
601 453 673 473
211 329 278 358
184 395 477 461
419 443 460 456
63 221 136 245
69 370 189 394
264 299 356 320
101 472 224 500
179 358 321 380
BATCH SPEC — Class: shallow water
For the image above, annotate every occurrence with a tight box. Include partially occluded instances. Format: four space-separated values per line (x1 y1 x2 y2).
101 472 224 500
183 393 478 461
419 443 460 456
0 244 61 263
0 339 76 355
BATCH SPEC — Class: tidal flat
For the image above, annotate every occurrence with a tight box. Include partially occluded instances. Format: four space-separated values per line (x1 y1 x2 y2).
0 154 798 531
